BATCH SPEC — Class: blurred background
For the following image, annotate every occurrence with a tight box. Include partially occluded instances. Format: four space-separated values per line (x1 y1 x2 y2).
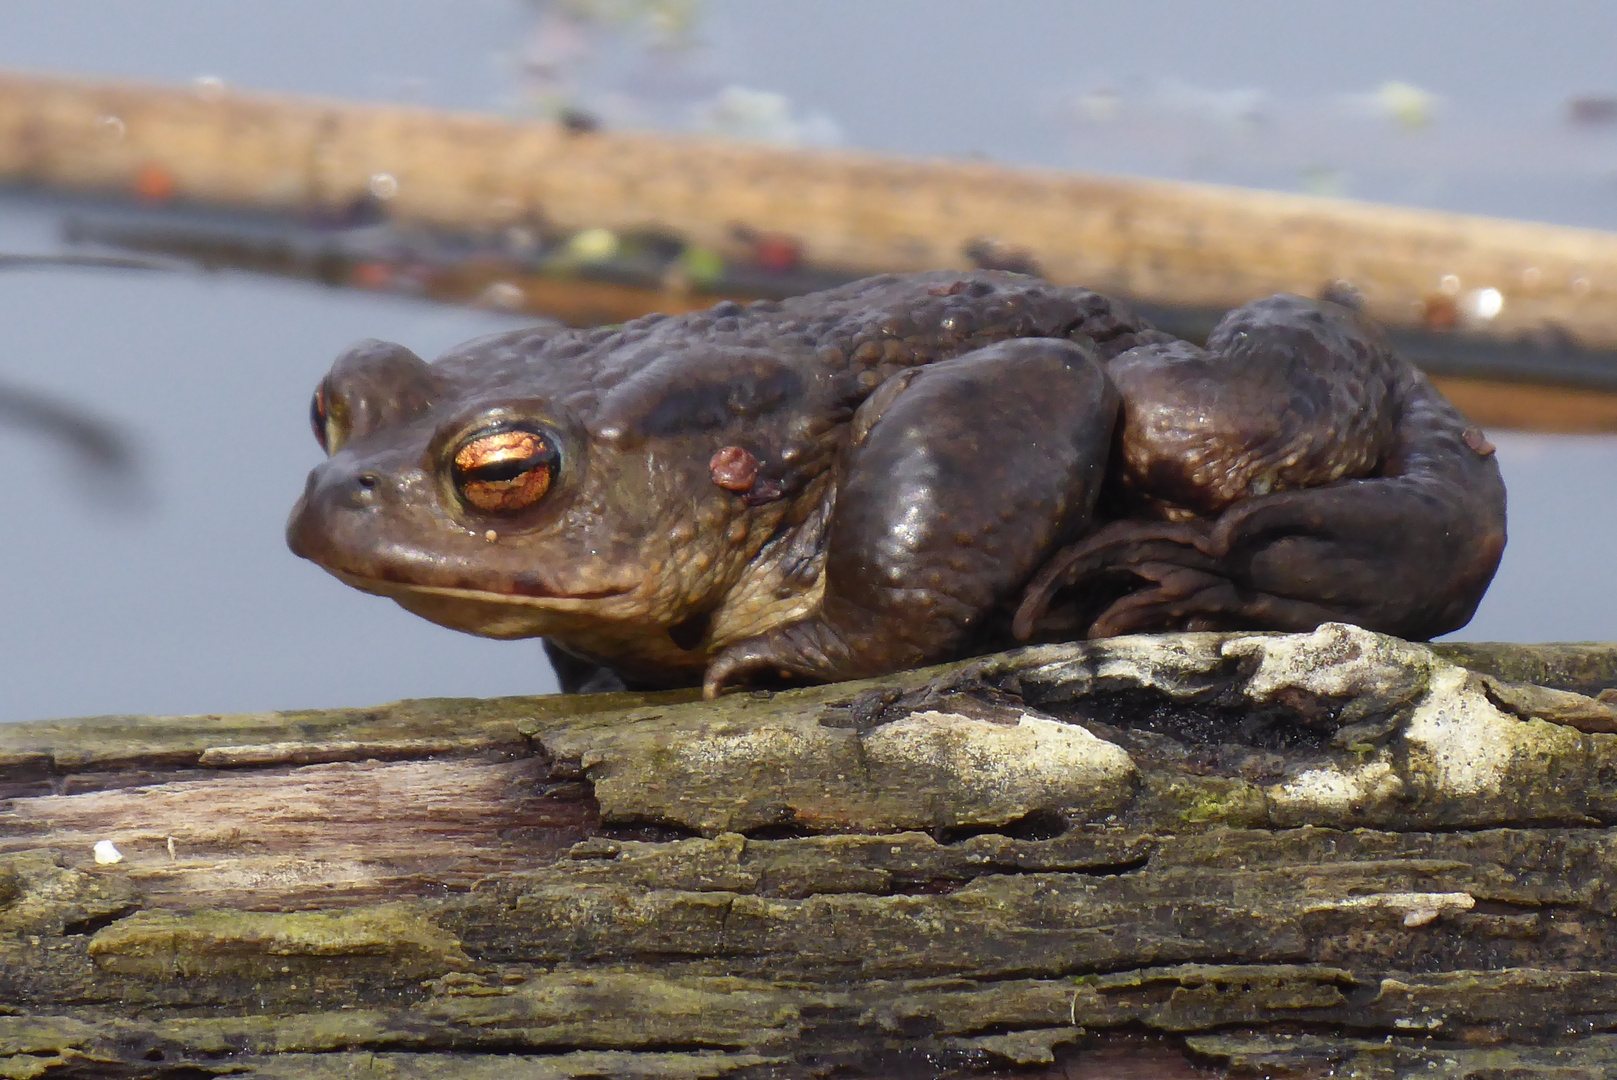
3 0 1616 723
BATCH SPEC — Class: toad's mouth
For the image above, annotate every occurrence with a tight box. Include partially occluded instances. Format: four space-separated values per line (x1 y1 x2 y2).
329 568 636 610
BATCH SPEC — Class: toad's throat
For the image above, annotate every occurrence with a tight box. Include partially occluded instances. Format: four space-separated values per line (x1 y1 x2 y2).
330 568 690 652
329 568 634 609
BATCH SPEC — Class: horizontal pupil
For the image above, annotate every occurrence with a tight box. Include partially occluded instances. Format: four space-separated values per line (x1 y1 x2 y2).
465 457 542 483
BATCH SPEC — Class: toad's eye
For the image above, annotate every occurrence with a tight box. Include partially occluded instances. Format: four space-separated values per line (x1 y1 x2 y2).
452 426 559 513
310 382 331 454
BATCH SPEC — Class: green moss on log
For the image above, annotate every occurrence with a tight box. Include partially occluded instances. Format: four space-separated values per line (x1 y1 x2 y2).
4 625 1617 1076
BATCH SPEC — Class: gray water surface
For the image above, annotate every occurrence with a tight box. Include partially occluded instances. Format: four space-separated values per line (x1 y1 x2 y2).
2 1 1614 722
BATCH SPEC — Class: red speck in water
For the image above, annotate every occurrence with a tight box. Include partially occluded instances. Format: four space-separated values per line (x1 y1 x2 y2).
132 163 176 203
752 233 802 273
351 262 393 290
1422 294 1459 331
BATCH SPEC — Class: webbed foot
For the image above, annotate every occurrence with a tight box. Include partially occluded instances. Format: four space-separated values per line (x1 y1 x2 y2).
1016 471 1504 643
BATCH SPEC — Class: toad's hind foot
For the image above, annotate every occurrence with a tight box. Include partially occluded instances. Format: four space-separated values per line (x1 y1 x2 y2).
1015 518 1402 641
1087 562 1352 638
1017 466 1505 644
1013 519 1220 640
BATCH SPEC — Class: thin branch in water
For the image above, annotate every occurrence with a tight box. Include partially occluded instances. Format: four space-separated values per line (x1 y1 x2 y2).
0 252 181 273
0 379 149 509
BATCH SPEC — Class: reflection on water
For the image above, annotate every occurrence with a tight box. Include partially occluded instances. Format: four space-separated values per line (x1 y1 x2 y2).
58 195 861 324
51 194 1617 409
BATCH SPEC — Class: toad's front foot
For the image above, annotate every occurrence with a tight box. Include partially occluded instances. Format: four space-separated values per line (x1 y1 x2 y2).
702 613 874 699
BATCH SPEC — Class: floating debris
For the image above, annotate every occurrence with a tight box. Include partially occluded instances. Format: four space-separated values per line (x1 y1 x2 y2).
1318 279 1364 310
963 237 1042 277
1568 95 1617 126
58 198 854 325
476 280 527 310
1070 86 1122 123
0 372 147 509
698 86 842 147
132 163 176 204
1422 293 1459 331
730 224 803 274
565 226 619 263
192 74 226 101
44 193 1617 407
557 106 601 134
1300 164 1349 197
1152 79 1269 131
1372 81 1438 129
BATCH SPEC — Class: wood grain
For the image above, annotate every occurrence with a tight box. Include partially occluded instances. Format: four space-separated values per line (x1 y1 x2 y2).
5 630 1617 1075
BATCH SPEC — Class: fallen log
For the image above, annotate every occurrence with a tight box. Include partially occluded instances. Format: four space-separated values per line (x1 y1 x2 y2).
2 69 1617 355
4 625 1617 1077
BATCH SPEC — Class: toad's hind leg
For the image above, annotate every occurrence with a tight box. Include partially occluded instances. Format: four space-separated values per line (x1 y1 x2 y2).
704 338 1118 697
1016 294 1507 642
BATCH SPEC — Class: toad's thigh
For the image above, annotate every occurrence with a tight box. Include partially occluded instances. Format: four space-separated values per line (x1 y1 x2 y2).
830 337 1117 625
1107 294 1400 518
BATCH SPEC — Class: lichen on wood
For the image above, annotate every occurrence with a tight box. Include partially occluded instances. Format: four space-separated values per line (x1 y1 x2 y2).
4 623 1617 1076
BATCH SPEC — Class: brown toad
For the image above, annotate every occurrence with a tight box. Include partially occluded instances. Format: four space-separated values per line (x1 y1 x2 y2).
287 271 1506 696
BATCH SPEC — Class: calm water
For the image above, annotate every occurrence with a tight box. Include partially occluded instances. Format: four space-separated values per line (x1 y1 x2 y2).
3 0 1616 722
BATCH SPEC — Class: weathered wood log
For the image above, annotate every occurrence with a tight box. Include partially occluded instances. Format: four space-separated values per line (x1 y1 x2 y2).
4 69 1617 355
5 625 1617 1076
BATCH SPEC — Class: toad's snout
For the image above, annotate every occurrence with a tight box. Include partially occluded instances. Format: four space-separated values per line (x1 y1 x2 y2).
285 454 428 569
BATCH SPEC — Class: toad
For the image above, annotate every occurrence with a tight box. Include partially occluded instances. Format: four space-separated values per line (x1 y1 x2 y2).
287 271 1505 697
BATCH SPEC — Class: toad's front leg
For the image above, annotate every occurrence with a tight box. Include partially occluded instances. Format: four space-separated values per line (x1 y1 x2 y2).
704 338 1118 697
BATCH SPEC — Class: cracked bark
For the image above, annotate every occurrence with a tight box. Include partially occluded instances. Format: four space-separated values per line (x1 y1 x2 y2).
4 625 1617 1078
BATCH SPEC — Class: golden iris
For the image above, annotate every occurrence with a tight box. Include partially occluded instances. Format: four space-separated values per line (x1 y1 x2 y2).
452 428 556 512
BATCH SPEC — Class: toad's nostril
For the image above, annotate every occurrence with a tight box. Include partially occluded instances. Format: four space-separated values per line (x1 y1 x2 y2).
341 471 383 509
